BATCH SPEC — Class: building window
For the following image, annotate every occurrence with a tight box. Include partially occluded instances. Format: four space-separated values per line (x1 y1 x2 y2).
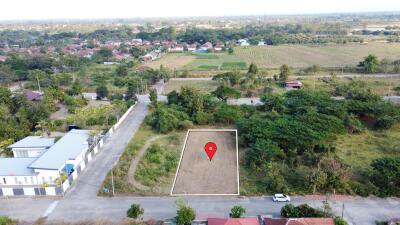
2 178 5 184
30 177 34 184
49 176 53 183
24 177 28 184
14 177 18 184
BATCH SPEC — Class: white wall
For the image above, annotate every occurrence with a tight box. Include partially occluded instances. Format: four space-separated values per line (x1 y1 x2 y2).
12 147 47 158
0 175 37 185
33 169 60 185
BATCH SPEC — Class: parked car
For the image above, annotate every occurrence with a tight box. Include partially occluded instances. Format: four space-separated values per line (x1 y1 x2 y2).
272 194 291 202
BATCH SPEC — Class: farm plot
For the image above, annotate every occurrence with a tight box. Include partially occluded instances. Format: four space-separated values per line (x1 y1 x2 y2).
185 53 247 71
235 43 400 68
171 129 239 195
163 80 219 94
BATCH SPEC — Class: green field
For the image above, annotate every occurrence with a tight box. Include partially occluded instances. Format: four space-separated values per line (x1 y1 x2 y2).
184 53 247 70
234 43 400 68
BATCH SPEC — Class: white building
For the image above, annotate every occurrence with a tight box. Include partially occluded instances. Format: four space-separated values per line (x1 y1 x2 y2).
0 129 90 186
8 136 55 158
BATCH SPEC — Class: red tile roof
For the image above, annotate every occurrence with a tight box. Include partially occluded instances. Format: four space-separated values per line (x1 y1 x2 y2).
208 218 260 225
264 218 334 225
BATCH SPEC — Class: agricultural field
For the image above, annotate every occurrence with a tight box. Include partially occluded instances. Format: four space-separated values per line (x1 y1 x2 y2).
184 53 247 71
171 130 239 195
163 80 219 94
144 53 195 70
234 43 400 68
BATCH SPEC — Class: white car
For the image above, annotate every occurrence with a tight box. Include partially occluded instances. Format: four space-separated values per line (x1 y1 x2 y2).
272 194 291 202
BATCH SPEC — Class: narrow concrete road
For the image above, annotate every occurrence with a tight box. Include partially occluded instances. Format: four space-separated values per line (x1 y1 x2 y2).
64 102 149 200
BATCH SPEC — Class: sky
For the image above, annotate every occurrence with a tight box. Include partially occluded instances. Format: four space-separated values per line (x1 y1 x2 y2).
1 0 400 20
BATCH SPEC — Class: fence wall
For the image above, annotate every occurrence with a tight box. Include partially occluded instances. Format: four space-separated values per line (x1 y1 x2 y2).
0 103 136 197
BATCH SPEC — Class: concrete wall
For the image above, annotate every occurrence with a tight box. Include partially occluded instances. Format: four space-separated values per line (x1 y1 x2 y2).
0 176 38 186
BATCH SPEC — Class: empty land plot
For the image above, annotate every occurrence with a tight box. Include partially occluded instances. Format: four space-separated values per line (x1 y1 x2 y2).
163 80 219 94
171 129 239 195
185 53 246 70
235 43 400 68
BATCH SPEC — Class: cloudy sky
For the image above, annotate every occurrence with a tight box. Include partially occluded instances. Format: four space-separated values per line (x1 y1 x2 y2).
1 0 400 20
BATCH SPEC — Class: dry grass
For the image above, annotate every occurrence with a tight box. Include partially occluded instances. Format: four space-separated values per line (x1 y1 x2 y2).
235 43 400 68
144 53 195 70
163 80 219 94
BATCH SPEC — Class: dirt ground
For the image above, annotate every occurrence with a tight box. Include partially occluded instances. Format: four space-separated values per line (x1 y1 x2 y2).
171 130 239 195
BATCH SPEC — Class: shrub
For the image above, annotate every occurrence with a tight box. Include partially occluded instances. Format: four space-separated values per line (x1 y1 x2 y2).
334 216 349 225
281 204 324 218
230 205 246 218
0 216 15 225
176 204 195 225
127 203 144 219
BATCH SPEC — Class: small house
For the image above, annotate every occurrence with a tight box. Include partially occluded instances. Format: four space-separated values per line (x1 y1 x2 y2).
284 81 303 89
264 218 334 225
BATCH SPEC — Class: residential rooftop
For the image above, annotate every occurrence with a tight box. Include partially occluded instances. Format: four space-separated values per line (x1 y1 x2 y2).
0 158 37 176
28 129 90 170
8 136 55 149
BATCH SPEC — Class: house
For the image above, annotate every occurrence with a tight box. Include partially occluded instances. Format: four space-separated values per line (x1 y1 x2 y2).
168 44 184 52
214 43 224 51
258 41 266 46
284 81 303 89
238 39 250 46
0 55 8 62
8 136 55 158
201 42 213 50
25 90 43 101
0 129 90 186
264 218 334 225
187 43 197 51
83 92 97 101
208 218 260 225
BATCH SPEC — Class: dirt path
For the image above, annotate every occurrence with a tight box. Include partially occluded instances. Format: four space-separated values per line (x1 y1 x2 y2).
127 135 164 190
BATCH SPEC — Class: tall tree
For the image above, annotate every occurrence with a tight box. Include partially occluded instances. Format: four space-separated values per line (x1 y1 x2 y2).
358 54 380 73
279 64 291 81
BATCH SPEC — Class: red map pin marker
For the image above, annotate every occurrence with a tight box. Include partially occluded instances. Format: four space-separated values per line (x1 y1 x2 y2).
204 142 217 161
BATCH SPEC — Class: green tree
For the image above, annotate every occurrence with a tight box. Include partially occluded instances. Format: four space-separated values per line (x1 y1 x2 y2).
96 85 109 100
248 63 258 74
126 203 144 219
279 64 291 81
0 87 12 107
281 204 324 218
130 46 146 58
70 81 83 96
176 202 196 225
149 88 158 108
230 205 246 218
0 65 16 86
228 47 234 54
212 85 241 101
358 54 380 73
246 139 283 172
116 64 128 76
370 156 400 196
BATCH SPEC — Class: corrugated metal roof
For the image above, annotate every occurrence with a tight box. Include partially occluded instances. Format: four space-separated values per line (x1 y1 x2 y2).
0 158 36 176
29 129 90 170
8 136 55 149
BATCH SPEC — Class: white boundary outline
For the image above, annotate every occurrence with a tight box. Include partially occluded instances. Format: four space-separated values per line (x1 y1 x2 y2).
170 129 240 196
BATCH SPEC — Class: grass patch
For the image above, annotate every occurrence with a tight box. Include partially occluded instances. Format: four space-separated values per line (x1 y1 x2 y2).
336 124 400 173
221 62 247 70
163 80 219 94
134 134 181 187
195 54 219 59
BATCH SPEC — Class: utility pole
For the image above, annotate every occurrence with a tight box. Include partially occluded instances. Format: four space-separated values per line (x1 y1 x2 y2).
111 169 115 196
341 203 345 218
36 74 41 92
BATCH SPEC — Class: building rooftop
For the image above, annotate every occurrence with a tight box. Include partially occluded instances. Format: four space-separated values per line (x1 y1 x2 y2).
0 158 36 176
208 218 260 225
8 136 55 149
264 218 335 225
29 129 90 170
